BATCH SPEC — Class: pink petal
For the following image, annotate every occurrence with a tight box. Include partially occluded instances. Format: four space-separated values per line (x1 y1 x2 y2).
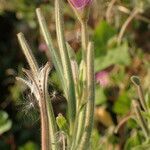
39 43 48 52
95 71 109 87
69 0 92 10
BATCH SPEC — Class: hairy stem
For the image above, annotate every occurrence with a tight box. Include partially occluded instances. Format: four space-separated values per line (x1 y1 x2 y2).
78 42 95 150
137 85 147 111
132 101 149 139
40 97 50 150
17 33 38 76
45 69 58 150
71 20 89 149
117 5 150 24
131 76 147 111
81 21 88 59
106 0 117 23
117 8 139 44
36 8 64 86
40 96 58 150
55 0 76 136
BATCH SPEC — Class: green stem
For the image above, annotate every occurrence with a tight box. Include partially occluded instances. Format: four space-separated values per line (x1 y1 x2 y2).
81 21 88 60
17 33 38 76
77 42 95 150
71 108 86 150
71 21 89 149
55 0 76 136
117 8 139 45
45 98 58 150
133 101 149 139
137 85 147 111
36 8 64 87
131 76 147 111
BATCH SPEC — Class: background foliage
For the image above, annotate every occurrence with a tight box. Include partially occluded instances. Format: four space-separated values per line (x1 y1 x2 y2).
0 0 149 149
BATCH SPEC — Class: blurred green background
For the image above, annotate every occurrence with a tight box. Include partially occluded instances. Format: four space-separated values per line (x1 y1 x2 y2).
0 0 150 149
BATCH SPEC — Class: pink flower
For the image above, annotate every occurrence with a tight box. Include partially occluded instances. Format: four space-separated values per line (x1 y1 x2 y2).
69 0 92 10
39 43 48 52
95 71 109 87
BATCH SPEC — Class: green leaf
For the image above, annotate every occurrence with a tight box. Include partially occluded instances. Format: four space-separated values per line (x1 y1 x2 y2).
93 21 130 72
93 20 116 56
127 119 138 129
111 66 126 84
91 129 101 150
113 92 131 115
56 114 69 134
95 42 131 72
50 71 62 89
19 141 39 150
0 111 12 135
132 144 150 150
95 85 107 105
124 132 142 150
66 42 76 60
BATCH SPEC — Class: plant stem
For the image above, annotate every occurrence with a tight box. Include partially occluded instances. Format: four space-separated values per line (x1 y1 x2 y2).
44 98 58 150
117 8 139 44
78 42 95 149
106 0 117 23
117 5 150 24
40 97 51 150
17 33 58 149
71 109 85 149
133 101 149 139
71 21 89 149
62 133 66 150
40 64 58 150
81 21 88 59
36 8 64 86
131 76 147 111
137 85 147 111
55 0 76 136
17 33 38 76
71 20 90 149
115 115 134 133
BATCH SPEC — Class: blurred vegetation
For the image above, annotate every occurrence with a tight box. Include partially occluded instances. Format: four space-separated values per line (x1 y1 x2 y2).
0 0 150 149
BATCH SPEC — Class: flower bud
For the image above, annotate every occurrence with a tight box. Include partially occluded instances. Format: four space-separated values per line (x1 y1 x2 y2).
68 0 92 23
69 0 92 10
